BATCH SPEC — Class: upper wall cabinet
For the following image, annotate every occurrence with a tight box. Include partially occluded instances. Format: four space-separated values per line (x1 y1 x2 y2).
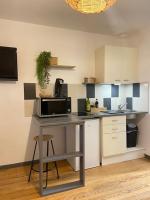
95 46 138 84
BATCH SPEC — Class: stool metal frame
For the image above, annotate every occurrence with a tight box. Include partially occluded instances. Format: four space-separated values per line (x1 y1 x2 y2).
28 136 59 188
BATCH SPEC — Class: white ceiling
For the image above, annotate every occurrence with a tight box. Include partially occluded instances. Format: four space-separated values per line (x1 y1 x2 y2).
0 0 149 36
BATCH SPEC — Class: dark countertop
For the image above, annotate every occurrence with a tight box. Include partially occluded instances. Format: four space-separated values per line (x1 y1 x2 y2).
34 111 148 126
71 111 148 120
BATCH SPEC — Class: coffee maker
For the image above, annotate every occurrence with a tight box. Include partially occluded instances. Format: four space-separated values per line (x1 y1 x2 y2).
54 78 66 97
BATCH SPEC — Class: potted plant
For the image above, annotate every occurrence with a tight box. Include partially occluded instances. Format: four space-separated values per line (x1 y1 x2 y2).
36 51 51 89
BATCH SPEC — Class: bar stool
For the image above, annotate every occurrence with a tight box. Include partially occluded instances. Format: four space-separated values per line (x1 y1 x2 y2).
28 134 59 188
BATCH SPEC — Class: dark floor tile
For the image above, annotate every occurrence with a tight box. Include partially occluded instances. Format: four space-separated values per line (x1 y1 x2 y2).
86 84 95 98
133 83 140 97
24 83 36 100
111 84 119 97
78 99 86 113
126 97 133 110
103 98 111 110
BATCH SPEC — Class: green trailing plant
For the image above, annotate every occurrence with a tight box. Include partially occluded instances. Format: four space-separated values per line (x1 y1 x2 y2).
36 51 51 88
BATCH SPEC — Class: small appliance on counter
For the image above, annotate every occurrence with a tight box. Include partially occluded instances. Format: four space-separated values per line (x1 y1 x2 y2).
36 97 71 117
95 99 99 108
54 78 68 97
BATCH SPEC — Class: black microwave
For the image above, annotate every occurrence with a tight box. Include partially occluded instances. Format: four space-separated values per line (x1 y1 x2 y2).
36 97 71 117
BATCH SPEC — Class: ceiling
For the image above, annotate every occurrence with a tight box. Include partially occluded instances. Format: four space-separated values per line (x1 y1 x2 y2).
0 0 149 36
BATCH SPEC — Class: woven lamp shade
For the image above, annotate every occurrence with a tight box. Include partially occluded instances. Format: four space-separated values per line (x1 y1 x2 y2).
66 0 117 14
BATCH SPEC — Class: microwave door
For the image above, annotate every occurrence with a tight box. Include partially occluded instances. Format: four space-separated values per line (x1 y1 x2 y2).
41 99 67 116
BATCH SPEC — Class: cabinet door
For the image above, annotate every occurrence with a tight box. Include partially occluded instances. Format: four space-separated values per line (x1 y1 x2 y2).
105 46 124 83
95 46 138 83
103 124 126 134
121 47 137 83
103 132 126 157
84 119 100 169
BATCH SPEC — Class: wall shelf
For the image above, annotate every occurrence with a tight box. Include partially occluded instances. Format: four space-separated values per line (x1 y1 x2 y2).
49 65 76 70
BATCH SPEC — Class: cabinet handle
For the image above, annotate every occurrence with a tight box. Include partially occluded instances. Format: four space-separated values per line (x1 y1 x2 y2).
114 80 121 85
112 120 118 122
112 136 117 139
124 80 130 82
112 128 118 131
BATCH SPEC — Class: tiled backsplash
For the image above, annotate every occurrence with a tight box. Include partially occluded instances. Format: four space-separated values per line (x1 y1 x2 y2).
95 83 149 111
24 82 149 116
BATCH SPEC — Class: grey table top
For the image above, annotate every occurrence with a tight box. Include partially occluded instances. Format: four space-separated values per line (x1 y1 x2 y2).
34 115 85 127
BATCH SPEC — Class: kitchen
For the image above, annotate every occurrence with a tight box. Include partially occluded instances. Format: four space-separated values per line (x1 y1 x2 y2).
1 0 150 199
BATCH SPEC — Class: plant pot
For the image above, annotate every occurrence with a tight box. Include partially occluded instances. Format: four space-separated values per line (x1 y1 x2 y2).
37 84 53 98
83 77 96 84
50 57 58 66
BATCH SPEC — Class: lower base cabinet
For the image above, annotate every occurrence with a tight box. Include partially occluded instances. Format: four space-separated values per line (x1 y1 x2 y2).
101 116 127 157
66 119 100 171
103 132 126 157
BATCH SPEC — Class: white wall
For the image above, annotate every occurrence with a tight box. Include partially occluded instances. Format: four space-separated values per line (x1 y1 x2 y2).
0 19 128 166
129 30 150 155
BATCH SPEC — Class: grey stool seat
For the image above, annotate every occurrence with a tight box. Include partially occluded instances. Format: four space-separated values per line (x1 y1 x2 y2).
28 134 59 188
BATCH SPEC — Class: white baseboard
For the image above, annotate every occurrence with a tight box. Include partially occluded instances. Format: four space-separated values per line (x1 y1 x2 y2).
101 147 145 166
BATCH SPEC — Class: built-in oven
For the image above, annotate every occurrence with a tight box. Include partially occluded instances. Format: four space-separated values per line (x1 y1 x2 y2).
36 97 71 117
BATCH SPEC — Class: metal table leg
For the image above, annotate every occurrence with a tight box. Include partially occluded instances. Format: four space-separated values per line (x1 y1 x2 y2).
80 124 85 185
39 127 43 195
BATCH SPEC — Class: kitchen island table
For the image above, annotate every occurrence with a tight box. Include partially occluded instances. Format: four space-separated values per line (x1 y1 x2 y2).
33 115 85 196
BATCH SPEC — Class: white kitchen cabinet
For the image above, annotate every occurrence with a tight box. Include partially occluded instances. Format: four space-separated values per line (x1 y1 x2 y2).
103 133 126 157
66 119 100 171
95 45 138 83
101 116 126 157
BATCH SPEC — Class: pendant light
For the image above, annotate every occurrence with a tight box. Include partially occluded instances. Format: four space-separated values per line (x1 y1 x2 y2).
66 0 117 14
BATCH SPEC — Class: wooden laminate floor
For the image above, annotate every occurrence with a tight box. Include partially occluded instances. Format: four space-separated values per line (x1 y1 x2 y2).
1 158 150 200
